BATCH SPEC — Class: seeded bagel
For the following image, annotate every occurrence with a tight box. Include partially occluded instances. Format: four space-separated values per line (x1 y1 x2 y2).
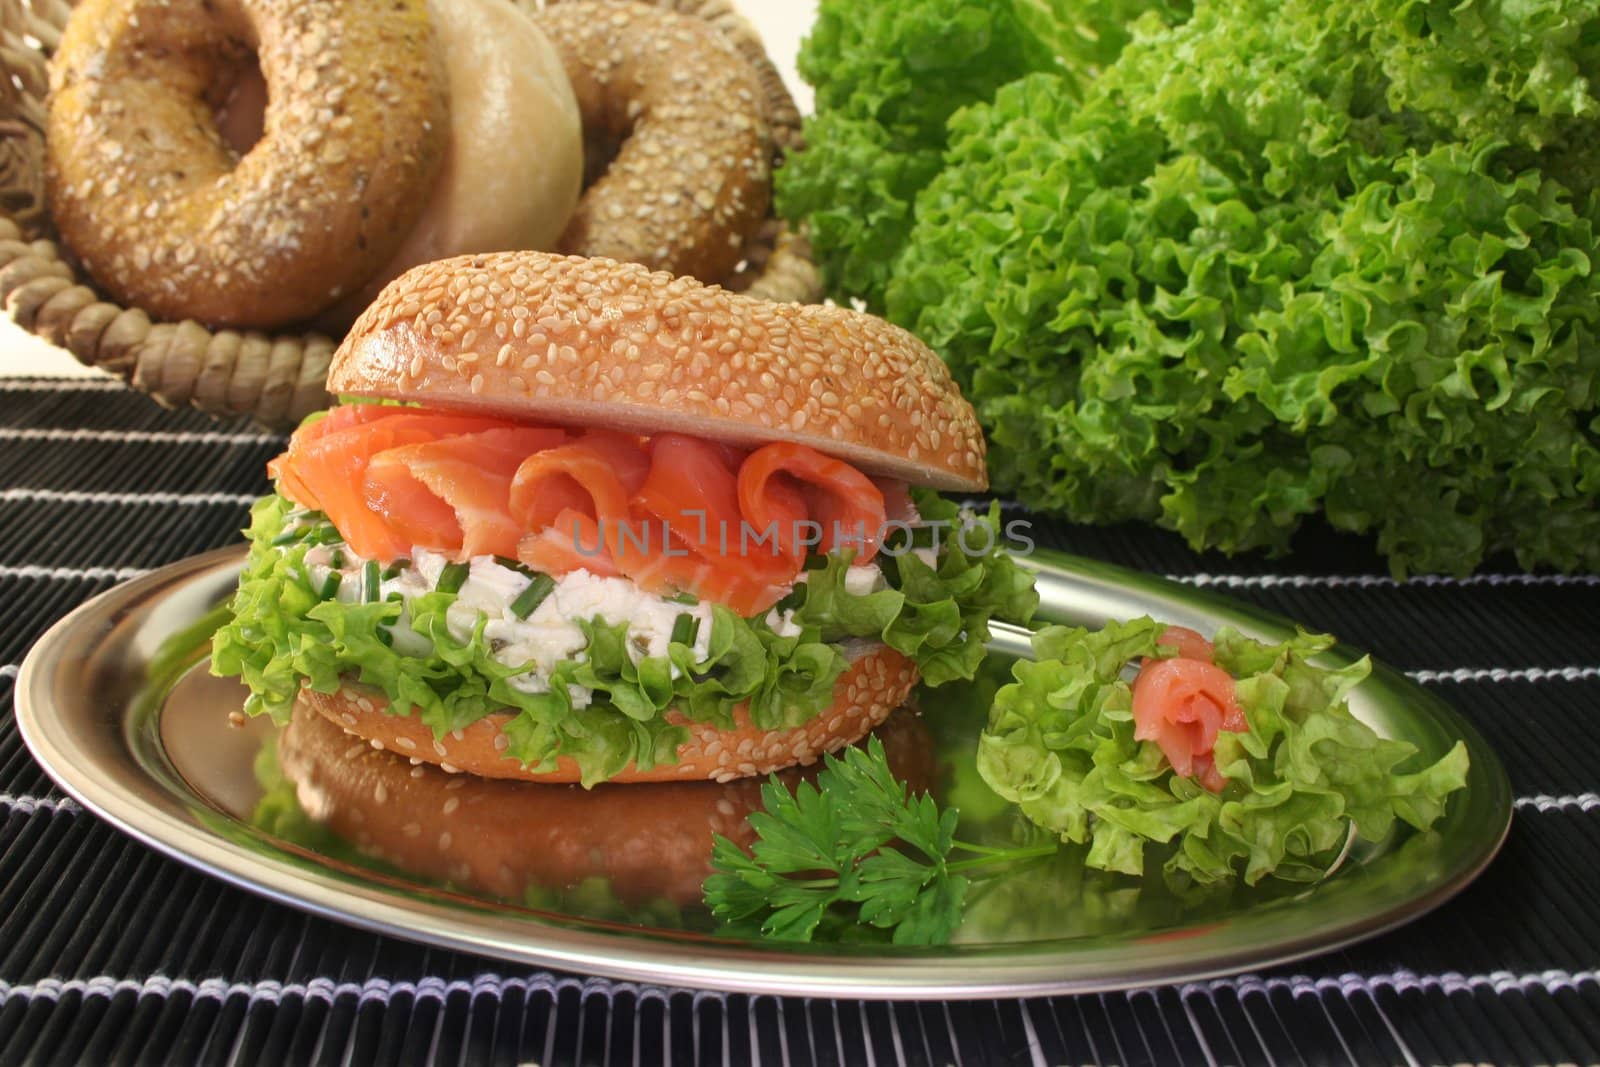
533 0 773 284
46 0 449 328
334 251 989 491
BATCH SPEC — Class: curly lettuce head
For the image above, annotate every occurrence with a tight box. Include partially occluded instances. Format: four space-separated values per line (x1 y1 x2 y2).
975 618 1469 884
884 0 1600 574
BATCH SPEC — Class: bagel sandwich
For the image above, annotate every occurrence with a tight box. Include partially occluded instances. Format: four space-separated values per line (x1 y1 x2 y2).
212 251 1037 786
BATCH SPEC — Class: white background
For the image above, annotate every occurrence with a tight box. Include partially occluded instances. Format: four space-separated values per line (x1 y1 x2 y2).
0 0 819 377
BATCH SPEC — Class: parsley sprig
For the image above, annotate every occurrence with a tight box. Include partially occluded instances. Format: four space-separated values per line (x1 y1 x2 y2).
703 737 1055 945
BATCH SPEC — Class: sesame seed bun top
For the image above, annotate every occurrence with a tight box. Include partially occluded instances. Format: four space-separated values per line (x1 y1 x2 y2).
328 251 988 491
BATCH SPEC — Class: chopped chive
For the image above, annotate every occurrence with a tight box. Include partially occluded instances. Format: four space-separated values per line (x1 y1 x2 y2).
436 562 470 594
308 525 344 546
381 559 411 580
376 628 393 647
493 555 536 577
271 529 302 546
386 591 405 603
667 590 698 605
330 548 346 570
510 573 556 619
670 613 700 647
773 586 806 613
319 571 342 600
363 560 380 602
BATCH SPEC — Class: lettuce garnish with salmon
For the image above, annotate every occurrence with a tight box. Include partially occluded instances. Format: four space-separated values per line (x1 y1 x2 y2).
976 618 1469 884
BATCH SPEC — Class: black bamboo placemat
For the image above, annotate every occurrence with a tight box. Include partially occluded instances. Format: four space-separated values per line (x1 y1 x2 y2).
1 376 1596 1065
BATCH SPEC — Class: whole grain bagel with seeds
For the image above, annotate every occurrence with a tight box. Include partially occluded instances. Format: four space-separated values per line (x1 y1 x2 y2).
533 0 773 284
45 0 449 329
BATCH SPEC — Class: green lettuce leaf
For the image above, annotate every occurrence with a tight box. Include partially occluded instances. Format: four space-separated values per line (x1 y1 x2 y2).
785 491 1039 686
975 617 1469 884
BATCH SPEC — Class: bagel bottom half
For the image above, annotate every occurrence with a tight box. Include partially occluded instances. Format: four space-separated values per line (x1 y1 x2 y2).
299 643 917 785
277 694 937 909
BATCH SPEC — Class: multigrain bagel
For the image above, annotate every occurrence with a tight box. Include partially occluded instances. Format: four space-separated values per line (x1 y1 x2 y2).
45 0 449 329
276 700 937 906
334 251 990 491
301 643 918 784
533 1 773 283
318 0 584 330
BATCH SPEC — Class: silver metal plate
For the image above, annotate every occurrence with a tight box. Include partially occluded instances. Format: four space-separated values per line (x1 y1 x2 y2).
15 545 1511 999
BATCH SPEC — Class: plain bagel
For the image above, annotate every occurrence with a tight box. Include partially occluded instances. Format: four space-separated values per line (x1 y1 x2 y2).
46 0 449 328
300 643 918 784
318 0 584 330
334 251 989 491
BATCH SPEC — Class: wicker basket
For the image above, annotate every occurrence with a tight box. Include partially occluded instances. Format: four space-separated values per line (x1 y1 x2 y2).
0 0 820 429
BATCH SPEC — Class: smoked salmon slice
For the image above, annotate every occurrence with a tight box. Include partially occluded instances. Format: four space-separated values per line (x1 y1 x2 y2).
518 434 801 610
738 443 888 565
510 430 651 530
635 434 744 551
1131 654 1247 792
274 411 532 559
267 404 409 510
509 442 637 540
516 510 626 578
578 430 652 495
367 428 567 559
1154 625 1214 664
